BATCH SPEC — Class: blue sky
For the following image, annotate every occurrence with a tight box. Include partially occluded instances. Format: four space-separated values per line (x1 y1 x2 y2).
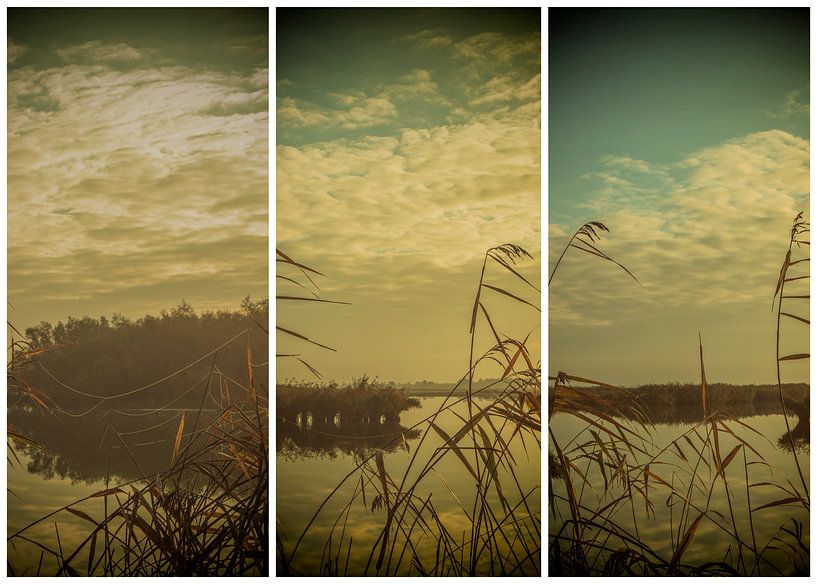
549 9 809 384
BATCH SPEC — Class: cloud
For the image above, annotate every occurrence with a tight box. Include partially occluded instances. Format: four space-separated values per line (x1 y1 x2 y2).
452 31 539 71
8 38 28 63
378 69 451 107
402 29 539 71
550 130 809 327
599 154 652 174
469 73 540 107
56 40 157 64
404 29 540 108
8 58 268 326
768 89 810 120
279 28 539 138
278 95 397 130
782 90 809 117
280 69 453 132
401 30 453 49
277 104 540 297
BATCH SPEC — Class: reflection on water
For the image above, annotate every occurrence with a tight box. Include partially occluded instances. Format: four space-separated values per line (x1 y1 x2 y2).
276 396 541 576
7 404 266 576
277 415 421 459
549 411 810 575
276 384 422 459
778 406 810 453
9 406 225 484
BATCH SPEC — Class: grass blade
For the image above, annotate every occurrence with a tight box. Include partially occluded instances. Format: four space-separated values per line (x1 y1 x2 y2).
171 413 185 465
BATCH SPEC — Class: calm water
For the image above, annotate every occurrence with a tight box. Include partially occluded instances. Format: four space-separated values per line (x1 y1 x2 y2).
276 395 542 576
13 398 800 575
549 412 810 575
7 407 228 576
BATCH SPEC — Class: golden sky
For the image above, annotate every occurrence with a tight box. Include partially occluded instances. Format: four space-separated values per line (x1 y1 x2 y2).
276 9 541 383
8 9 268 330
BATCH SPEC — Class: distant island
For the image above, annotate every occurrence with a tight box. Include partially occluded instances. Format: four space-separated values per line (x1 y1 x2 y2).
274 378 513 396
551 381 809 424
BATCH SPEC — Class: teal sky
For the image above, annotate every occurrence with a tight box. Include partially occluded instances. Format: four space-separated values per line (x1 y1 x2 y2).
549 9 809 385
277 9 541 383
8 9 268 330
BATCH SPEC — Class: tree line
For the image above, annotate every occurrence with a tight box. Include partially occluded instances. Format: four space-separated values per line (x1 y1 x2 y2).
13 297 268 411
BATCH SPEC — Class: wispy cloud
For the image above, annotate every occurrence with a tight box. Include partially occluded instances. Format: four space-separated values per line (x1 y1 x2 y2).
9 51 268 325
783 89 809 117
404 29 539 104
401 30 453 49
278 95 397 130
56 40 155 64
378 69 452 107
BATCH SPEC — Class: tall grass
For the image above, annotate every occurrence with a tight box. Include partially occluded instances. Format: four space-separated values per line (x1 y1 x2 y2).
7 319 269 576
276 244 541 576
548 216 809 576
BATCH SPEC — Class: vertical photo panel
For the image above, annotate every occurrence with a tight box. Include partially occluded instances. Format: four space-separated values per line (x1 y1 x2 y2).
548 8 809 577
276 8 541 577
7 8 269 576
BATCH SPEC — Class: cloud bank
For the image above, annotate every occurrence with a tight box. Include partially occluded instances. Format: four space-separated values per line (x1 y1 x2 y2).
549 130 809 383
277 25 541 381
9 41 268 327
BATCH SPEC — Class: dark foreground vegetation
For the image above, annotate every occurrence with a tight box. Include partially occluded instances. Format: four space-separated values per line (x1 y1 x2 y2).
276 246 541 576
7 298 269 576
549 217 810 576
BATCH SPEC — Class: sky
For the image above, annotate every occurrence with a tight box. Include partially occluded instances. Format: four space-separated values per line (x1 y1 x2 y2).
549 9 809 385
8 8 268 330
276 9 541 383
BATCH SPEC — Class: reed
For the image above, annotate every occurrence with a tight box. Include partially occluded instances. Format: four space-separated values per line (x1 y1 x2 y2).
7 310 269 576
548 216 809 576
276 245 541 576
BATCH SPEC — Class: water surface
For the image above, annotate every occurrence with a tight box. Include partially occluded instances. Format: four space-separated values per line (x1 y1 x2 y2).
276 395 541 576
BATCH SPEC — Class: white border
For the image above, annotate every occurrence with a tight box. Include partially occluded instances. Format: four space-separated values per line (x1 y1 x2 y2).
4 2 815 581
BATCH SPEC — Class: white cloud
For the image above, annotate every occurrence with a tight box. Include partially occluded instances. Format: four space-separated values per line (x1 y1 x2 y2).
600 154 652 173
550 130 809 326
402 30 453 49
378 69 451 107
453 31 539 70
783 90 809 117
278 95 397 130
277 106 540 292
470 73 540 107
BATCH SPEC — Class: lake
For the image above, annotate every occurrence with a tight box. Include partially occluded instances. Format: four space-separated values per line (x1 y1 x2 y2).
8 405 267 576
276 394 542 576
549 410 810 576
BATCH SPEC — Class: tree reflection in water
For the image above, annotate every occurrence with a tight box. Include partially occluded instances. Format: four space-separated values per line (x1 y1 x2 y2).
8 406 230 484
275 381 423 459
778 400 810 454
276 414 420 460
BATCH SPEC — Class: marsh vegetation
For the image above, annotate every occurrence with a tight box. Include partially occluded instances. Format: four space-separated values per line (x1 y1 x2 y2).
548 217 810 576
276 246 541 576
7 299 269 576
